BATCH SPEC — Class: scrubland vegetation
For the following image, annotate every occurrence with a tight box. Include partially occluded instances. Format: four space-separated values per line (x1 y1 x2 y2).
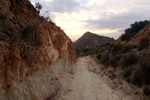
76 20 150 96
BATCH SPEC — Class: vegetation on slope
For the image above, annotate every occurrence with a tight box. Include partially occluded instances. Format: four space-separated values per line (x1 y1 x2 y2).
74 32 114 57
121 20 150 41
76 20 150 96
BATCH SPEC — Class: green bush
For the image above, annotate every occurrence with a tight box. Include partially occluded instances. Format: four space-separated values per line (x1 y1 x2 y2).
122 20 150 41
124 67 133 78
120 45 131 53
100 53 109 65
111 44 132 53
22 24 39 41
96 53 101 60
143 86 150 96
108 57 118 67
138 38 149 51
111 44 123 53
96 44 111 59
121 33 131 41
131 51 150 85
126 53 137 66
138 51 150 84
139 51 150 70
22 24 42 45
100 43 111 48
131 67 144 86
120 53 137 67
95 46 106 54
126 77 131 83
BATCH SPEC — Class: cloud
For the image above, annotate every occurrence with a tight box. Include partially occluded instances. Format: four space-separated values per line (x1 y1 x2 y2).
30 0 81 13
85 12 140 29
84 0 150 30
29 0 150 41
50 0 80 13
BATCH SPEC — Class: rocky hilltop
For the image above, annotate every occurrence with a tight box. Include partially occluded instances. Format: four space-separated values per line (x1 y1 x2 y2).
0 0 76 100
74 31 114 56
74 31 114 49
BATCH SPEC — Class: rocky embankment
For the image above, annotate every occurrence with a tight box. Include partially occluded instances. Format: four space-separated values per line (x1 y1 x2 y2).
0 0 76 100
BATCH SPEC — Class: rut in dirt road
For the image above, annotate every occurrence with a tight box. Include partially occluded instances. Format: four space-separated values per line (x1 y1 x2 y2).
57 57 143 100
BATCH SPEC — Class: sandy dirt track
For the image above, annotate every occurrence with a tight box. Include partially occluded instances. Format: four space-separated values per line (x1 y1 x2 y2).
56 56 145 100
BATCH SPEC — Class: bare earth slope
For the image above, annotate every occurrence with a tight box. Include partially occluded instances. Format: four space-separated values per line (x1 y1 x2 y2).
56 57 145 100
0 0 76 99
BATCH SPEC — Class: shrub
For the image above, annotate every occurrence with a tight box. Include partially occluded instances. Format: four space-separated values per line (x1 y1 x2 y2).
121 33 132 41
122 20 150 41
100 43 111 48
22 24 42 45
131 67 144 86
131 51 150 86
123 67 133 78
126 77 131 83
3 21 14 31
16 0 24 4
143 86 150 96
108 57 117 67
126 53 137 66
138 38 149 51
96 53 101 60
106 54 122 67
95 47 105 54
111 44 131 53
137 51 150 84
125 20 149 34
120 53 137 67
42 11 56 25
111 44 123 53
120 45 131 53
83 48 90 52
22 24 38 40
139 51 150 70
35 2 42 11
100 52 109 65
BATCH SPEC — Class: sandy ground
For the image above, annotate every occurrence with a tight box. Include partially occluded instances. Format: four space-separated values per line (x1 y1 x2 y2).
55 56 146 100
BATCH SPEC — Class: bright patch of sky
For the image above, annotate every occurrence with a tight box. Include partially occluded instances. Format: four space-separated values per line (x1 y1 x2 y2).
30 0 150 41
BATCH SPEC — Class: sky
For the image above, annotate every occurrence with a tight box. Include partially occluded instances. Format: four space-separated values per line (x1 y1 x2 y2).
30 0 150 41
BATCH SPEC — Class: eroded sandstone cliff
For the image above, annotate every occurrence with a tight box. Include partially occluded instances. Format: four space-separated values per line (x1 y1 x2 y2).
0 0 76 100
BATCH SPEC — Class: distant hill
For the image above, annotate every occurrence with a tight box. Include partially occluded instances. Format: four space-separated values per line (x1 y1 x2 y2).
74 31 114 49
74 31 114 56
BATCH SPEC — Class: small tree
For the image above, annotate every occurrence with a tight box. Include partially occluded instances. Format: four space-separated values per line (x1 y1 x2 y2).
43 11 51 22
35 2 42 11
122 20 150 41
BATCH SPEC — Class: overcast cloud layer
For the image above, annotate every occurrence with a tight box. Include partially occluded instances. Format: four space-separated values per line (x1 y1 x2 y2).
30 0 150 41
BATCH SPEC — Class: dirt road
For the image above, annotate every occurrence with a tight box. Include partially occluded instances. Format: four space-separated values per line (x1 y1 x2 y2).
56 57 144 100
